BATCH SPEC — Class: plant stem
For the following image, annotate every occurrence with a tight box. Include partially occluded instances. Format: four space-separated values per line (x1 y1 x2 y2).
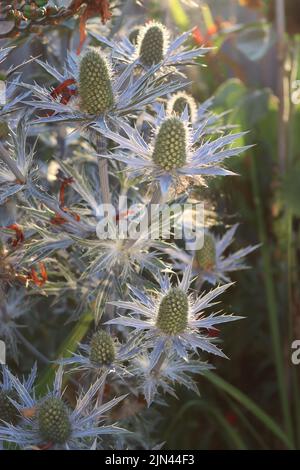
15 329 50 365
36 311 94 395
204 371 293 449
96 135 111 205
287 36 300 447
250 152 294 445
151 351 167 376
276 0 289 173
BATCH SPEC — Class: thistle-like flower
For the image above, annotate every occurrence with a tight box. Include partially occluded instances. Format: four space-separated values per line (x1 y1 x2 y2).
106 265 242 368
167 91 198 123
59 329 138 378
91 20 209 70
0 367 127 449
95 104 249 195
131 353 214 406
78 49 114 115
166 91 232 135
24 48 183 126
171 224 259 285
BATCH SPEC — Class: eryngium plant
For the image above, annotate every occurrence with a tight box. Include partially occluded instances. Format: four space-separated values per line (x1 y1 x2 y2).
0 4 257 451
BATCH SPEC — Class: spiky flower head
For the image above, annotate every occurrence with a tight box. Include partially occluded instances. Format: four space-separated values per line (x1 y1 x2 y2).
170 225 259 285
0 390 19 425
167 91 197 123
0 367 127 450
38 397 71 444
107 266 242 368
152 117 187 171
79 48 114 116
156 288 189 335
137 21 169 66
196 233 216 271
89 330 116 366
96 102 248 197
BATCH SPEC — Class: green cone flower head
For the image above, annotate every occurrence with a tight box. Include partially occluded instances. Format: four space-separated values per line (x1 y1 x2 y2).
89 330 116 366
196 233 216 271
156 288 189 335
79 48 114 115
152 117 187 171
0 120 9 140
38 397 71 444
0 390 19 425
137 21 169 66
168 91 197 123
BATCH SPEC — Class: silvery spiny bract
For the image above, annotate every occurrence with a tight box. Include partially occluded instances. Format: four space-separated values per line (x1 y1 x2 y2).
0 118 36 205
91 20 209 70
165 91 232 135
0 365 37 427
0 47 34 141
23 47 184 127
131 353 214 406
59 329 139 378
95 103 249 195
170 224 259 285
0 367 127 450
0 2 258 450
106 265 243 368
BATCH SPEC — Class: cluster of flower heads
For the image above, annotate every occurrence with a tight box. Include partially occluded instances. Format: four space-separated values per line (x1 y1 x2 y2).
0 14 258 450
0 365 126 449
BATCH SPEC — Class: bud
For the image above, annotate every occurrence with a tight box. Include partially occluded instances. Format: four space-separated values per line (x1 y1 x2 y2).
79 49 114 115
196 233 216 271
0 391 19 425
156 288 189 335
152 117 187 171
38 397 71 444
89 330 116 366
137 22 168 66
168 92 197 123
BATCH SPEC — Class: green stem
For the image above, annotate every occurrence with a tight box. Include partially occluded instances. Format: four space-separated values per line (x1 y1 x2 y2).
225 399 269 449
36 310 94 395
164 399 247 450
250 152 294 444
287 37 300 447
204 371 293 449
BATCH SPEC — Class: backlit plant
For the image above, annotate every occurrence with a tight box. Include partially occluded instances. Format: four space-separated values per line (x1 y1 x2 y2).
0 1 259 451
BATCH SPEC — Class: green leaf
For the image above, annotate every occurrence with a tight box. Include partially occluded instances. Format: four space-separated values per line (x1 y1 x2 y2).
168 0 190 31
36 311 94 395
204 371 294 449
164 399 247 449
